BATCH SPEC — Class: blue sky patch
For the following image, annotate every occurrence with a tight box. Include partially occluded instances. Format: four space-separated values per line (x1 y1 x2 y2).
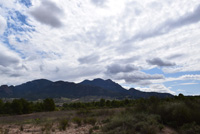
20 0 32 8
143 67 164 75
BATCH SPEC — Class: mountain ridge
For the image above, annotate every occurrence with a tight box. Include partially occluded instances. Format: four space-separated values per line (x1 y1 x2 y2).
0 78 173 100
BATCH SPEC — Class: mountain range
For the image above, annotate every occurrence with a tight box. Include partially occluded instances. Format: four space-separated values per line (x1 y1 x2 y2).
0 78 173 100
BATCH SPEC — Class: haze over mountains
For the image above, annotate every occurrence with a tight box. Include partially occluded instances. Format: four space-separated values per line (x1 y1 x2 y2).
0 78 173 100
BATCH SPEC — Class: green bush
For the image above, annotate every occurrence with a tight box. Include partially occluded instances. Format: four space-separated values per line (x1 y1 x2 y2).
83 117 97 126
102 111 161 134
179 122 200 134
59 119 69 131
34 118 41 125
72 117 82 126
157 102 192 127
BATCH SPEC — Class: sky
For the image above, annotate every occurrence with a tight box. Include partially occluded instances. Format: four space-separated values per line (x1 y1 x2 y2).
0 0 200 95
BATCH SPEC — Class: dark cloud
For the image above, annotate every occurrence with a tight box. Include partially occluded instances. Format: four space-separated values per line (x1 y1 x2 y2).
78 54 100 64
146 58 176 67
9 73 22 77
30 0 63 28
0 66 10 75
169 5 200 29
39 65 44 72
106 64 139 74
0 53 20 67
91 0 107 7
115 56 140 63
121 72 164 82
125 4 200 43
0 66 23 78
136 81 153 86
117 71 164 86
167 54 184 59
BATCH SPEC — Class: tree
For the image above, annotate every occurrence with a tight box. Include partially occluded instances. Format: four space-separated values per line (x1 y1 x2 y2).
178 93 185 100
43 98 55 111
11 99 23 114
106 100 111 107
34 102 44 112
0 99 4 114
3 102 12 114
99 99 106 107
19 98 32 114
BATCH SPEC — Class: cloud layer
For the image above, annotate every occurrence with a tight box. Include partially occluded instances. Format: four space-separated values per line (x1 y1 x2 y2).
0 0 200 95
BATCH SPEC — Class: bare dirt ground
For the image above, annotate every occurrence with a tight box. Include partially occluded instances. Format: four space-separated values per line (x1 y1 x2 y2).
0 110 93 134
0 109 117 134
0 110 74 124
159 127 178 134
0 123 93 134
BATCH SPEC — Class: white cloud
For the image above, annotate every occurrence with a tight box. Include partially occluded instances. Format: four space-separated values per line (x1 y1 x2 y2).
0 15 7 35
178 83 199 86
136 84 175 94
166 75 200 82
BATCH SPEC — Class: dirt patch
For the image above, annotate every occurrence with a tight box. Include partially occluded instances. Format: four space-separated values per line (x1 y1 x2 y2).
159 127 178 134
0 123 93 134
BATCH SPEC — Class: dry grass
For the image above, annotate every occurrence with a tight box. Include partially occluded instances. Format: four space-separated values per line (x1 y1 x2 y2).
0 108 123 134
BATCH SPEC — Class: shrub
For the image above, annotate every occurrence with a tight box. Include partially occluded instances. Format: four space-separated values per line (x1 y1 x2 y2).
157 102 192 127
20 125 23 131
41 122 53 133
34 118 41 125
89 128 93 134
72 117 82 126
101 118 110 124
102 112 161 134
59 119 69 131
83 117 97 126
93 125 100 130
179 122 200 134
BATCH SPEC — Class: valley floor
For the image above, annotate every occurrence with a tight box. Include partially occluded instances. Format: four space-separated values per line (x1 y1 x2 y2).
1 96 200 134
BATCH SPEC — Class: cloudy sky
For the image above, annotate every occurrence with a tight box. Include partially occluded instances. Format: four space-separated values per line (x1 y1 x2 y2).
0 0 200 95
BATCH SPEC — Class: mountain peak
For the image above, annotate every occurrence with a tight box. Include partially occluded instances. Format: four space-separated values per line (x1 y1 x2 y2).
0 85 9 88
80 78 126 93
93 78 105 81
106 79 113 82
29 79 52 83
